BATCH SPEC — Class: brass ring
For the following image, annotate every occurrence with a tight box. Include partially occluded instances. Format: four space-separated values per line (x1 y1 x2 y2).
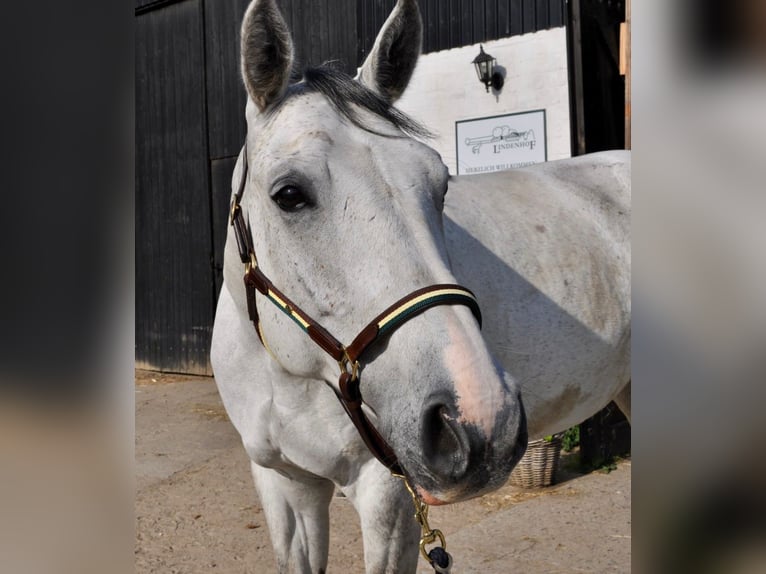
419 529 446 562
338 351 360 379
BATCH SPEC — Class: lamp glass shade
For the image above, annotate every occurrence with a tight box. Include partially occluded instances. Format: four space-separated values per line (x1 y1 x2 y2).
480 60 490 80
472 45 496 85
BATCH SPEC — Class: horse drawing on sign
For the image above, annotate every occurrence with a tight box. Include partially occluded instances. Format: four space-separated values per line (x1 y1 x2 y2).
211 1 630 572
465 125 535 154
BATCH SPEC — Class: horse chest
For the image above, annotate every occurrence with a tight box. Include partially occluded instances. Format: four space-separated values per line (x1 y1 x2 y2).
244 380 363 479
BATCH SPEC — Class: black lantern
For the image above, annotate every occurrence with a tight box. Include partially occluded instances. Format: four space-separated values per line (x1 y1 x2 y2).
472 45 504 92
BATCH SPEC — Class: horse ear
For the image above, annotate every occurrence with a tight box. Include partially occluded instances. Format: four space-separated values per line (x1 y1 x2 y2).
357 0 422 102
240 0 294 112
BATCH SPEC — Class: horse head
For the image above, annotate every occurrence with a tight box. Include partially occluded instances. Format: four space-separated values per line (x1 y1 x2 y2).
230 0 526 504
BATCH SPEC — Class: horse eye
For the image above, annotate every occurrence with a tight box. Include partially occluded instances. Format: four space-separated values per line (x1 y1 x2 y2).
273 186 308 212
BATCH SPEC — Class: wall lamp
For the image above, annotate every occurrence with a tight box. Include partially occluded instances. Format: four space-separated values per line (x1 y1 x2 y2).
472 45 504 92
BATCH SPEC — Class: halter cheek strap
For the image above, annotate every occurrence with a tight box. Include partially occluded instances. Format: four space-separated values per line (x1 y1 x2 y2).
230 144 482 477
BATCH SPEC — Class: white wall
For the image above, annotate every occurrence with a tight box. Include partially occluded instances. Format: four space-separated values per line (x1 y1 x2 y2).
397 27 571 175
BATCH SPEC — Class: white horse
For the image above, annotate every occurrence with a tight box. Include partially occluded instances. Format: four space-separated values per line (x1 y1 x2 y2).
211 0 630 572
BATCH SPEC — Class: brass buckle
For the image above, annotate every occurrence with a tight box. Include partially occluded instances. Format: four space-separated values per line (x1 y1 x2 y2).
338 350 360 379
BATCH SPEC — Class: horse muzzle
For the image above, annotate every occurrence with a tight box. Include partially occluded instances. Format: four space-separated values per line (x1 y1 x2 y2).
410 388 528 504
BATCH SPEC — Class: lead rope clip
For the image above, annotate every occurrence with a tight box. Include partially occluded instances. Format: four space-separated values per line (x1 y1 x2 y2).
401 478 454 572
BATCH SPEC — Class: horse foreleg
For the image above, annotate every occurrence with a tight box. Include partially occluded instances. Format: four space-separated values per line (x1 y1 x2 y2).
343 461 420 574
251 462 334 574
614 380 632 424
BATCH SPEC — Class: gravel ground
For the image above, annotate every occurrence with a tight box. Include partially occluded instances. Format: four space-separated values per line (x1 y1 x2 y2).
135 372 630 573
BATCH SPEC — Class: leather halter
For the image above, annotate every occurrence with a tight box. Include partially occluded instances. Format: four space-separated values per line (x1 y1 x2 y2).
230 144 482 477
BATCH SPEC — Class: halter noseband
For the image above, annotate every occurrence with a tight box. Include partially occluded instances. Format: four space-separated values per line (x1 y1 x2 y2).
230 144 482 477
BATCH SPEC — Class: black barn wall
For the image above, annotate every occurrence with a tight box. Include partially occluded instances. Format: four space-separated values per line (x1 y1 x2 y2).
358 0 564 59
568 0 626 155
580 0 625 153
136 0 566 373
136 0 214 374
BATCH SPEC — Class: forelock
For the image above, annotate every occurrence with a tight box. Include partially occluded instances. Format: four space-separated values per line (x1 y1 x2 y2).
266 63 432 140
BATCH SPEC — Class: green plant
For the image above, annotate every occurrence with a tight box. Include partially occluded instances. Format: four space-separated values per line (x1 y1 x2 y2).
597 459 618 473
561 426 580 452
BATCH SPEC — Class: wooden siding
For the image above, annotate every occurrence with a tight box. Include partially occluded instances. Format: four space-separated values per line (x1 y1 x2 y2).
136 0 214 374
281 0 358 74
136 0 567 372
358 0 565 59
204 0 249 160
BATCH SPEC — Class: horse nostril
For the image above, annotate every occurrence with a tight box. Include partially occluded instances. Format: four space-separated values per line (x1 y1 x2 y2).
421 397 470 481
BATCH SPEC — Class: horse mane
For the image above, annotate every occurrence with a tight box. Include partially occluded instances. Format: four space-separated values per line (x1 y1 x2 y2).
270 63 433 140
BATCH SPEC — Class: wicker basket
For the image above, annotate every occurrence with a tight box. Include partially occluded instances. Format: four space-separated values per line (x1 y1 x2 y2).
509 436 563 488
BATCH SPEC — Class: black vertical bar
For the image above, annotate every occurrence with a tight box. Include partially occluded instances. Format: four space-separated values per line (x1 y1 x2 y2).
356 0 365 65
567 0 586 155
450 0 461 47
438 0 449 51
510 0 522 35
535 0 549 30
425 0 438 53
522 0 535 33
324 0 332 61
473 0 485 43
290 0 300 64
429 0 438 52
461 0 473 45
308 0 321 67
199 0 217 338
327 0 337 65
498 0 510 37
338 0 357 74
485 0 498 40
549 0 564 27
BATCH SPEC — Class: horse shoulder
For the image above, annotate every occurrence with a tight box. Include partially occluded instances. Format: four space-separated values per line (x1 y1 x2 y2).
211 283 280 463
